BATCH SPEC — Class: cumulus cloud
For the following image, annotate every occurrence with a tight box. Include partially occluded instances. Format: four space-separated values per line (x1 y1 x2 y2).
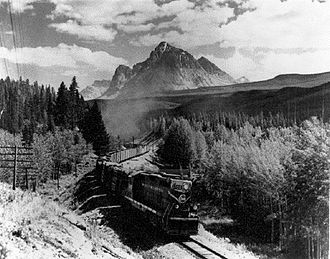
46 0 237 43
0 44 127 72
131 0 235 48
49 20 117 41
220 0 330 49
3 0 330 81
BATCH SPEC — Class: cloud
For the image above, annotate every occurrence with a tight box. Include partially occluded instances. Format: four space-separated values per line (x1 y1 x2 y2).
220 0 330 49
61 69 81 77
132 1 235 48
49 20 117 41
0 44 127 72
117 23 156 33
0 0 35 12
205 47 330 81
47 0 237 43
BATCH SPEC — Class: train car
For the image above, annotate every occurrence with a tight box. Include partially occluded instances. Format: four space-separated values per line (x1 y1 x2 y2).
96 159 199 236
107 145 150 163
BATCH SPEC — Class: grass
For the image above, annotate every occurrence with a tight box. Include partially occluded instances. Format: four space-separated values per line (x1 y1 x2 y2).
0 183 62 225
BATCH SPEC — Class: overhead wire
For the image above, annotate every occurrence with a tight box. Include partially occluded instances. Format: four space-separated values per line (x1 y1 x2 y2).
7 0 20 79
16 0 25 78
0 22 9 77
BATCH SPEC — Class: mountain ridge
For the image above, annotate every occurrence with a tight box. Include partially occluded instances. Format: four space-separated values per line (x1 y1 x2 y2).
99 42 236 99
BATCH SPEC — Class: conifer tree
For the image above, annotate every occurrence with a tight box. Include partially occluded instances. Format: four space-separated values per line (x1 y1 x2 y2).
80 101 111 156
55 82 69 128
68 76 78 129
157 117 196 168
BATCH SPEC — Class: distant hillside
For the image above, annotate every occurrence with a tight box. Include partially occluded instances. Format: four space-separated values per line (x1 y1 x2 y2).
148 71 330 98
100 42 236 99
174 83 330 122
95 82 330 138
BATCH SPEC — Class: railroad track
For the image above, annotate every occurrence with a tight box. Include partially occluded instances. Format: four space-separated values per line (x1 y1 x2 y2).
179 237 229 259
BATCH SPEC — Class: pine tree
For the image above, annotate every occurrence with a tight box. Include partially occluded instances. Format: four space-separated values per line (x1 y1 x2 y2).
68 76 78 129
157 117 196 168
55 82 69 128
80 101 111 156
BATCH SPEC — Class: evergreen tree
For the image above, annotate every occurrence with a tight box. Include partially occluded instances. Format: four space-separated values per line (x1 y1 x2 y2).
68 76 78 129
55 82 69 128
80 101 111 156
157 117 196 168
22 120 35 146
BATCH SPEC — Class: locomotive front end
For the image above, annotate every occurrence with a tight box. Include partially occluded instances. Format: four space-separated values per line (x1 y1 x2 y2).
165 178 199 236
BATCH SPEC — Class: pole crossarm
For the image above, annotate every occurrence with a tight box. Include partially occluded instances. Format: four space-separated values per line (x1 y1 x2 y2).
0 146 36 190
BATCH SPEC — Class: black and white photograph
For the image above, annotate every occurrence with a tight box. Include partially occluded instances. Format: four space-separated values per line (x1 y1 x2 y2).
0 0 329 258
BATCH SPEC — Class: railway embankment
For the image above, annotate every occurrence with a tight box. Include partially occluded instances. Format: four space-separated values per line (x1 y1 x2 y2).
70 151 261 259
0 149 262 259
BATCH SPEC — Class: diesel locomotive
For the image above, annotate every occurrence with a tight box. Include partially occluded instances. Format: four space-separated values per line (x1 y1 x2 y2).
96 159 199 236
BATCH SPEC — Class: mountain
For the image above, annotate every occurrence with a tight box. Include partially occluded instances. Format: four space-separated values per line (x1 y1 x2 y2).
100 42 236 99
80 80 110 100
93 70 330 138
236 76 249 83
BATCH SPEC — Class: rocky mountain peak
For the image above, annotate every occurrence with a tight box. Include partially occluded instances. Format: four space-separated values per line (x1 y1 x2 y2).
101 42 236 99
155 41 169 54
110 65 133 89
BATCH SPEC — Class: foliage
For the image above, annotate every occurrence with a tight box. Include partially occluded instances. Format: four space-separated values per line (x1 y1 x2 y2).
154 112 329 258
0 77 56 135
32 129 91 182
285 117 329 258
80 101 112 156
157 117 196 168
0 130 22 183
0 242 8 259
55 78 85 130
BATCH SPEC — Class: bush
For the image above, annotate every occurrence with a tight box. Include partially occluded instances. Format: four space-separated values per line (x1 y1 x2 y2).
32 129 92 182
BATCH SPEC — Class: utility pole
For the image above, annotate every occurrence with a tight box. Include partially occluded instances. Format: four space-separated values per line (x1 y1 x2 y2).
13 145 17 190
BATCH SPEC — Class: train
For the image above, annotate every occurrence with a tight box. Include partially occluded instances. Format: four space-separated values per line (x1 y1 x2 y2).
107 145 151 163
96 158 199 236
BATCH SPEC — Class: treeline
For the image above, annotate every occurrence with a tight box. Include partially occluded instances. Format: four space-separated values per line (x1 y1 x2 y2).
0 76 56 134
0 76 115 186
0 76 112 156
148 110 298 136
153 113 329 259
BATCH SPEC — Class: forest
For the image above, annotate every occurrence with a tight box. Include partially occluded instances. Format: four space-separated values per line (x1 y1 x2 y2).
152 112 329 259
0 75 328 258
0 76 113 185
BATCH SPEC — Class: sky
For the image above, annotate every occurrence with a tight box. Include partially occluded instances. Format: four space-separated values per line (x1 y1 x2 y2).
0 0 329 89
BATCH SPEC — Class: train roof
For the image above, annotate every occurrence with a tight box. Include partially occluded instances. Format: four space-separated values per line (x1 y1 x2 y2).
128 169 192 181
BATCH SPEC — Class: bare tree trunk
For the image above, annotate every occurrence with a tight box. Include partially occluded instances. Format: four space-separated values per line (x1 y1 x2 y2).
270 196 274 243
278 196 282 249
308 233 311 259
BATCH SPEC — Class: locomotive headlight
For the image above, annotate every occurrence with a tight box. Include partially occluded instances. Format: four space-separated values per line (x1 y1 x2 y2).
175 204 180 209
193 204 198 211
178 194 186 203
183 183 189 191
